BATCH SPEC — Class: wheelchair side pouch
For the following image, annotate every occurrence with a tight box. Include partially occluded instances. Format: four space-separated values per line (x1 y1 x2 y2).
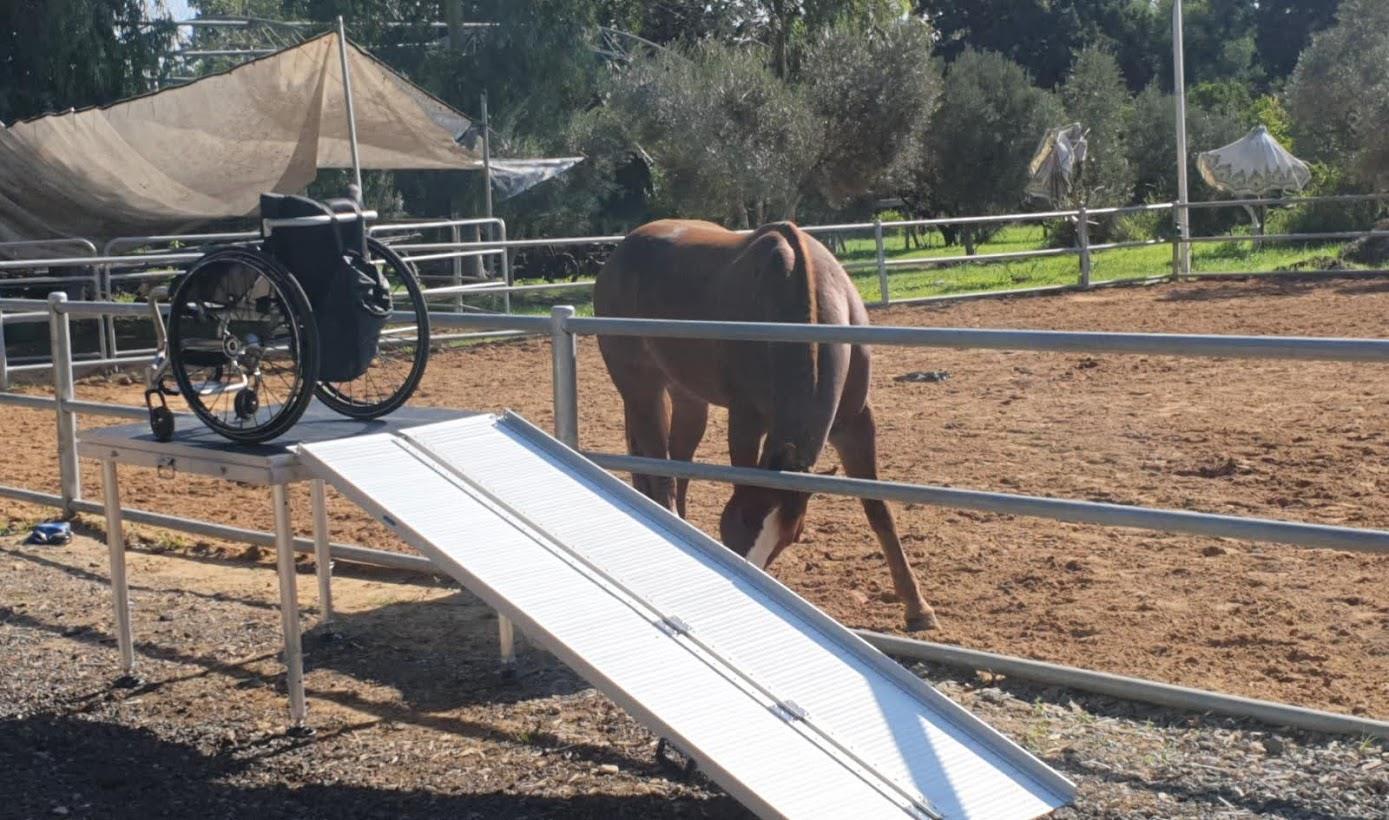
315 253 393 383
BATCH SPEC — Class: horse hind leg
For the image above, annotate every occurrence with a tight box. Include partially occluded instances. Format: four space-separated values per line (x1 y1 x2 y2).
667 388 709 519
620 384 676 512
829 404 938 631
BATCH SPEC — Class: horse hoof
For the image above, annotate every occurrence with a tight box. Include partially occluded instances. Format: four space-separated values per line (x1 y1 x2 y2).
905 612 939 632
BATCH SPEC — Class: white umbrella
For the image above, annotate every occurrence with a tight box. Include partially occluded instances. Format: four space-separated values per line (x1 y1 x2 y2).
1197 125 1311 196
1197 125 1311 241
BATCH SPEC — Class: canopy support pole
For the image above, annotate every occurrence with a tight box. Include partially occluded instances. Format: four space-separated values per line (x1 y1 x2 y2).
337 16 364 204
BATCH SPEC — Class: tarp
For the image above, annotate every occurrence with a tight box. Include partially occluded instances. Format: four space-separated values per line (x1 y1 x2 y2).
1026 123 1088 205
1197 125 1311 196
0 31 481 244
490 157 583 201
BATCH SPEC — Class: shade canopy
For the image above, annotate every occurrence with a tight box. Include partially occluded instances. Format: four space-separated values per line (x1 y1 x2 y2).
0 32 482 244
1197 125 1311 197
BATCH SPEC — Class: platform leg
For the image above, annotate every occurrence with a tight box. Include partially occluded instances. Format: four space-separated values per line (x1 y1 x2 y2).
498 614 516 677
101 459 139 688
272 484 310 734
310 480 335 629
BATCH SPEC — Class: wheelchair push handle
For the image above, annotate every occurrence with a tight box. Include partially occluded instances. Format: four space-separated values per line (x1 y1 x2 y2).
260 208 379 233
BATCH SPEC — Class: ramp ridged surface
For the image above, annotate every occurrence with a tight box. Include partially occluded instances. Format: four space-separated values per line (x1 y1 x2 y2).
298 413 1074 819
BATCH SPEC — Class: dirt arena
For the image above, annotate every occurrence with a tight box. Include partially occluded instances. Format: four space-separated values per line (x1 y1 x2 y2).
5 274 1389 719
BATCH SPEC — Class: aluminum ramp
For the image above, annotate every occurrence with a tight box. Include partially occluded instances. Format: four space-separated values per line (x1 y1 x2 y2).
297 413 1075 819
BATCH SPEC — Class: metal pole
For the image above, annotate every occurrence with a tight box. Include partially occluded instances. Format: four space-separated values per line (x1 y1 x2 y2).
48 293 80 517
336 16 364 203
1172 0 1191 278
481 93 494 221
450 224 464 313
498 615 516 675
550 305 579 448
498 219 513 315
101 458 140 687
858 630 1389 740
271 484 310 733
873 218 889 306
1077 204 1092 289
0 312 8 390
310 480 335 627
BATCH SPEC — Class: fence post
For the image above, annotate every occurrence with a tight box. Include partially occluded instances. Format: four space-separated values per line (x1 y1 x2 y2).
1171 202 1184 281
1077 204 1092 289
550 305 578 448
48 292 80 517
873 218 890 306
450 224 464 313
499 221 513 315
0 311 8 391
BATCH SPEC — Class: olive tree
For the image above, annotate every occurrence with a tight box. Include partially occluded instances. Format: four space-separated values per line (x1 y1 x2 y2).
919 49 1065 253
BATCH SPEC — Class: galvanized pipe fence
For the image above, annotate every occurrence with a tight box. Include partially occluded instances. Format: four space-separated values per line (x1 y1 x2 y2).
5 296 1389 737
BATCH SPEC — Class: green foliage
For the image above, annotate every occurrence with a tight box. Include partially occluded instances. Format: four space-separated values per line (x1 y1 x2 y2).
1283 163 1384 235
1249 95 1294 151
1128 83 1245 202
595 41 811 225
1287 0 1389 186
919 50 1065 252
0 0 172 123
796 18 941 208
1061 48 1134 207
1254 0 1340 79
921 0 1162 90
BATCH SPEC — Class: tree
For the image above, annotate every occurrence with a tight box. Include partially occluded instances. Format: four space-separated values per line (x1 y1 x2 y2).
919 0 1163 91
794 18 941 210
1060 48 1134 206
595 41 814 226
918 49 1064 253
1126 82 1244 226
0 0 172 124
1287 0 1389 186
1254 0 1339 81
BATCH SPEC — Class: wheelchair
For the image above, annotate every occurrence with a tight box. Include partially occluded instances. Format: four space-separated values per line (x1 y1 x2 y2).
145 193 430 444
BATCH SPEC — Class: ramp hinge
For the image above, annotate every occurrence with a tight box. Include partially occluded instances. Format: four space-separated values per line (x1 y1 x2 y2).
656 615 692 637
771 699 808 723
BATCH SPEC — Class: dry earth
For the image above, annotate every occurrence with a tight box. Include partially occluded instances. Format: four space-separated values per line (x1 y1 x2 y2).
1 531 1386 818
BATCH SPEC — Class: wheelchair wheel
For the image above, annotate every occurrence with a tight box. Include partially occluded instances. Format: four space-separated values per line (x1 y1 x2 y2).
167 248 320 443
314 237 430 418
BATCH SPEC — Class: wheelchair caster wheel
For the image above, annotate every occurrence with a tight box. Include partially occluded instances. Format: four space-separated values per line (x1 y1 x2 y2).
234 388 259 420
150 407 175 442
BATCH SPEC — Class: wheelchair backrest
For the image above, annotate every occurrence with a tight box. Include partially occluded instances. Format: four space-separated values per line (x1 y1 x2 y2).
259 193 367 304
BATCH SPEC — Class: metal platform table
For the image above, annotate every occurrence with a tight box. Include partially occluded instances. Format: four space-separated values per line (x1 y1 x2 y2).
75 403 494 731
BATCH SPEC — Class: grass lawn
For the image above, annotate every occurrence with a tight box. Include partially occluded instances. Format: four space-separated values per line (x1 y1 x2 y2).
451 223 1356 317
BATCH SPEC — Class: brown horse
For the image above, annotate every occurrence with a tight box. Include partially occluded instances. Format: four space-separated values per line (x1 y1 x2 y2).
594 219 937 631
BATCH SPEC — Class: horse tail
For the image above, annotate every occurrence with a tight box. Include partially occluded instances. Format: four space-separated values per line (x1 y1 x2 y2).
758 222 820 471
760 220 818 375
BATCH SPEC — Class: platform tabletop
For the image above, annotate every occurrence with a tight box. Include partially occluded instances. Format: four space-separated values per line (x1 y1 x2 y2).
77 403 473 484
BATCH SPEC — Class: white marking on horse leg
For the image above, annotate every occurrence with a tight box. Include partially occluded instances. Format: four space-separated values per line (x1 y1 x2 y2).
746 508 781 569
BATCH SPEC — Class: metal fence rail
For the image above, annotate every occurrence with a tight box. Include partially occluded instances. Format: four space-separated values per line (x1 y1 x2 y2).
5 295 1389 736
586 453 1389 554
567 316 1389 362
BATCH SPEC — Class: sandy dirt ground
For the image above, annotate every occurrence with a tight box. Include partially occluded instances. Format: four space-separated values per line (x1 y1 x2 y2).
4 527 1387 818
5 275 1389 720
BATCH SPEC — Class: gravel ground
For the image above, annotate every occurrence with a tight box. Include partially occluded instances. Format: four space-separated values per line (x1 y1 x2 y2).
1 529 1387 819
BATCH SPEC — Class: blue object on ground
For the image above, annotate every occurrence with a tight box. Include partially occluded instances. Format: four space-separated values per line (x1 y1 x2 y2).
27 521 71 545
